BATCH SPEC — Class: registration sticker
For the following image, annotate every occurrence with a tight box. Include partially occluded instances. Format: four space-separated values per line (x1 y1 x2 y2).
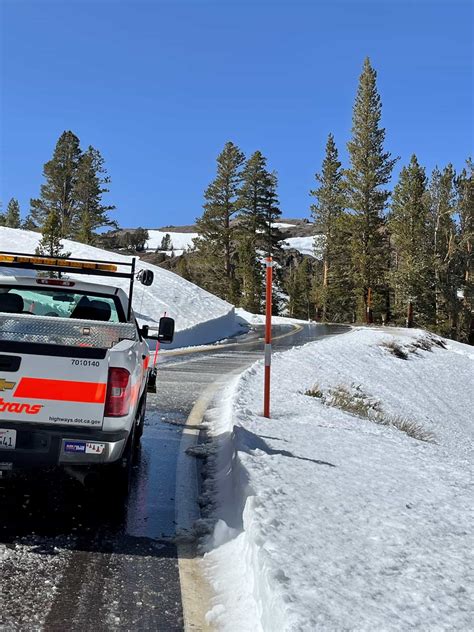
0 429 16 450
85 442 105 455
64 441 86 453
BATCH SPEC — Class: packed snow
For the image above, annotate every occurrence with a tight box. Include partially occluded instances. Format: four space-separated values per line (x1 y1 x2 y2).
145 230 198 256
0 227 239 348
281 235 324 258
203 327 473 631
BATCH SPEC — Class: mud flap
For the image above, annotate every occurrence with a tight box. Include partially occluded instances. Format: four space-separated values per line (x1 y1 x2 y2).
147 368 157 393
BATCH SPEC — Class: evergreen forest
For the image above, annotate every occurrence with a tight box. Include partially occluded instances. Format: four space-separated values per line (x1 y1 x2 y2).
1 58 472 343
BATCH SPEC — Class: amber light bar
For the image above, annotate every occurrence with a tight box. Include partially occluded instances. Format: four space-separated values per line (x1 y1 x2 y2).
0 251 137 320
0 254 117 272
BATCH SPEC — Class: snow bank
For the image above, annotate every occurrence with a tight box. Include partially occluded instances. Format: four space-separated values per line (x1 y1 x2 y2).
0 227 239 348
203 328 473 631
235 308 309 326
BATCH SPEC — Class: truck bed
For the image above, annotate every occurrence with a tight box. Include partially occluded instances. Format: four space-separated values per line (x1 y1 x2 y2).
0 312 137 348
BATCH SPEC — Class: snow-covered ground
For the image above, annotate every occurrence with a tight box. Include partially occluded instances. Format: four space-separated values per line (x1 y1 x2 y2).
144 228 324 260
0 227 239 348
281 235 324 258
203 327 473 631
145 229 198 256
273 222 295 229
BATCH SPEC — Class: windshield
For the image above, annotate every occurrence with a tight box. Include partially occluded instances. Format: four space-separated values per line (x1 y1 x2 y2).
0 286 124 323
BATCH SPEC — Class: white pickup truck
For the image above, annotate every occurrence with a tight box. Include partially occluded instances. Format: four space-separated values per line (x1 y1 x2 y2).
0 252 174 494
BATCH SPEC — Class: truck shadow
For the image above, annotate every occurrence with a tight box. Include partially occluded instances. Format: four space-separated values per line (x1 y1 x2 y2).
0 472 198 559
0 467 121 540
0 465 194 560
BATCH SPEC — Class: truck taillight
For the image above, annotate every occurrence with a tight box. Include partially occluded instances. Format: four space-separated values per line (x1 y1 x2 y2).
105 368 131 417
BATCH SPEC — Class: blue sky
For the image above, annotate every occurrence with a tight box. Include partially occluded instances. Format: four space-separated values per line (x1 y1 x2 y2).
1 0 472 228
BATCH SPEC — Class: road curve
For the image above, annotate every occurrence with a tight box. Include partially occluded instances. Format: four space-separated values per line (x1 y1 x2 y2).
0 323 349 631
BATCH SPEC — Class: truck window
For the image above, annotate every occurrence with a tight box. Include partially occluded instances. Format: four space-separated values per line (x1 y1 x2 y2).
0 287 125 322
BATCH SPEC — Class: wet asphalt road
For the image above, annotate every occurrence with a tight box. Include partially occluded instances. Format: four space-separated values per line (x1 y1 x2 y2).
0 323 349 632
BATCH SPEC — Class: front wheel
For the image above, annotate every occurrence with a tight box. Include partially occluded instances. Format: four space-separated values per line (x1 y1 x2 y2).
135 395 146 442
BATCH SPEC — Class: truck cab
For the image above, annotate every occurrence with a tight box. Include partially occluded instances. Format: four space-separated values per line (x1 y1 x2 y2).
0 252 174 494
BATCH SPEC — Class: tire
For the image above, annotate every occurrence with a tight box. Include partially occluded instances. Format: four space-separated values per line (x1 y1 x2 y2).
99 426 135 500
96 397 146 499
135 394 146 442
147 368 157 390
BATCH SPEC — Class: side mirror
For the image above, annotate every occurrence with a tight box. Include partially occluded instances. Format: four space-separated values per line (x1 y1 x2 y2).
158 316 174 343
140 317 175 344
139 269 154 286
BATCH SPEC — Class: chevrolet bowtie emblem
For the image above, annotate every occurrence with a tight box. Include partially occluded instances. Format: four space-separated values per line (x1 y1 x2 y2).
0 379 15 392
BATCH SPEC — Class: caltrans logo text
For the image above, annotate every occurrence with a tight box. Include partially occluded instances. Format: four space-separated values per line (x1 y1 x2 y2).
0 398 43 415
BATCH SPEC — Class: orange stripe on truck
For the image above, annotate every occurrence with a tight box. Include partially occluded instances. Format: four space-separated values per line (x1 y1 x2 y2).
14 378 107 404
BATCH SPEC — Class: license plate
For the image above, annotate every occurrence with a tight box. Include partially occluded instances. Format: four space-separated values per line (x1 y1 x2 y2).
0 429 16 450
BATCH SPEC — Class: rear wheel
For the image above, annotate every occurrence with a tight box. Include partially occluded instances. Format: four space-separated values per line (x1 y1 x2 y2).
98 425 135 500
91 400 145 499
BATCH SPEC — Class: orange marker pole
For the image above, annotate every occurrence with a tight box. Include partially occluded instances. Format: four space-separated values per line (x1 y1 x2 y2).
264 257 273 418
152 340 160 368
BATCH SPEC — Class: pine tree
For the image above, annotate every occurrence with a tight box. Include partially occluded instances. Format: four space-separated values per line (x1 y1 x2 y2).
428 165 458 336
194 142 245 302
346 58 397 322
236 151 274 312
237 233 261 312
131 228 149 251
261 170 285 313
4 198 21 228
30 131 82 237
97 230 121 251
159 234 172 251
22 214 38 231
388 155 435 326
75 210 94 245
315 213 356 322
262 170 283 257
120 232 134 252
36 209 69 258
237 151 268 235
310 133 349 320
455 160 473 342
72 146 115 242
176 255 191 280
286 258 313 319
